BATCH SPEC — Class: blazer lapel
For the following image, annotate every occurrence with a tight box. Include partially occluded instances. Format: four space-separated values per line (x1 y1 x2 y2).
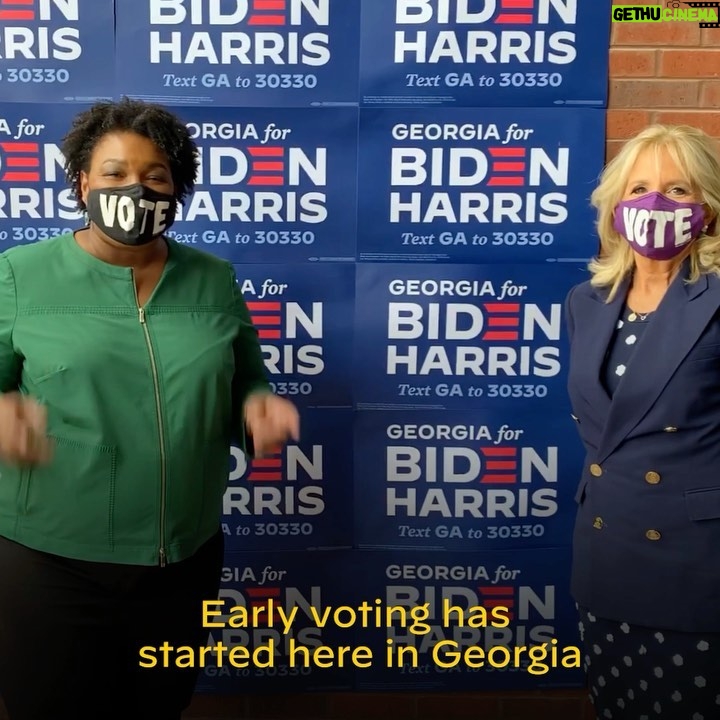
573 277 629 415
596 266 720 462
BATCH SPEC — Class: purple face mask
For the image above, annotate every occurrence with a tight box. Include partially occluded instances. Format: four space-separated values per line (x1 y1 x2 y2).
613 191 706 260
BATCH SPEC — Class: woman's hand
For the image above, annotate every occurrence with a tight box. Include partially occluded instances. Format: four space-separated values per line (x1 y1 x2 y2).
244 392 300 458
0 392 53 466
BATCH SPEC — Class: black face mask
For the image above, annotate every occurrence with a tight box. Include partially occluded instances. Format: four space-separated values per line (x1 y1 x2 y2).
86 184 177 246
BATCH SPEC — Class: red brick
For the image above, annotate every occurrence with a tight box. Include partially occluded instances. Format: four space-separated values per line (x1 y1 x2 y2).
415 694 501 719
700 80 720 107
701 28 720 47
609 49 656 77
606 110 652 140
605 141 627 163
613 19 700 46
660 49 720 77
501 697 586 720
328 693 416 720
654 110 720 136
246 693 329 719
609 79 699 107
184 695 246 717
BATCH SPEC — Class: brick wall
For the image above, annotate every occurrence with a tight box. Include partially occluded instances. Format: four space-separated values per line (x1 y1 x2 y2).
607 0 720 161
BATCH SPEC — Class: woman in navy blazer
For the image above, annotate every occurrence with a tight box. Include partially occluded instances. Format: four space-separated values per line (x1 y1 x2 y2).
566 125 720 720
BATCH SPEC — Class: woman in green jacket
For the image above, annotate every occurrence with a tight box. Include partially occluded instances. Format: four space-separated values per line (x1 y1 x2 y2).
0 98 299 720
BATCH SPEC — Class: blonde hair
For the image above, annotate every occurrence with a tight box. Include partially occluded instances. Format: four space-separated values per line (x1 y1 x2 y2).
589 124 720 300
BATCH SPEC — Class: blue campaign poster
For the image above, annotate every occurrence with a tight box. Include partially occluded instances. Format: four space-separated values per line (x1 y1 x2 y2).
0 0 114 102
0 102 86 247
115 0 361 107
354 409 584 551
353 548 583 691
353 263 587 410
357 108 603 263
233 263 355 408
168 106 358 263
222 409 353 552
359 0 611 108
195 549 358 693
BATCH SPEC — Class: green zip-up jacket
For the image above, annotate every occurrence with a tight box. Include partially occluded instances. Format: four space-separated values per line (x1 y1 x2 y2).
0 233 270 566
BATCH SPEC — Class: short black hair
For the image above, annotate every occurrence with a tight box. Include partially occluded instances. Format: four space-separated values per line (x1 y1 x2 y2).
61 97 198 211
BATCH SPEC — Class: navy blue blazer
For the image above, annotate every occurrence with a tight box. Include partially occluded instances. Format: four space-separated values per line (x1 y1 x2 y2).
566 261 720 632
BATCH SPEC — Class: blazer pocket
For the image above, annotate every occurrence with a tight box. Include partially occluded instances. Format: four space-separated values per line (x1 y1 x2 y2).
574 476 588 504
685 343 720 363
685 487 720 521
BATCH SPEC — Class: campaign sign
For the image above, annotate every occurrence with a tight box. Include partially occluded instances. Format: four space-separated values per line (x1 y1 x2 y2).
234 263 354 408
167 106 358 263
354 548 583 691
0 0 114 103
0 103 85 248
194 549 357 693
222 409 353 552
359 0 611 108
354 409 584 551
115 0 361 107
353 263 587 409
357 108 602 263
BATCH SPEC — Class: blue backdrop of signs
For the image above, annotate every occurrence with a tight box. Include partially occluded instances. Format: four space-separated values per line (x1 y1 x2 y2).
169 106 357 263
222 409 353 552
115 0 361 107
0 103 85 248
357 108 603 263
354 409 584 551
0 0 113 103
354 548 583 691
359 0 610 108
353 263 585 410
233 263 355 408
194 549 357 693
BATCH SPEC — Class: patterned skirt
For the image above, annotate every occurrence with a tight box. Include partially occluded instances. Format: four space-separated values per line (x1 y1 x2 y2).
577 605 720 719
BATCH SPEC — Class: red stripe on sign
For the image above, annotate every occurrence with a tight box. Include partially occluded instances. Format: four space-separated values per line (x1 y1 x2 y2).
492 162 525 172
6 157 39 167
0 142 38 152
0 9 33 18
484 303 520 313
479 586 514 595
248 146 284 156
486 461 517 470
488 147 526 157
488 316 519 327
248 14 286 25
249 472 283 481
2 171 40 181
1 0 36 4
254 0 285 8
483 598 516 607
258 329 281 339
252 459 282 469
251 315 281 325
502 0 533 7
246 302 281 311
252 161 284 171
481 447 517 456
487 177 525 186
495 12 533 23
481 475 517 484
483 331 519 341
248 176 285 186
246 587 281 597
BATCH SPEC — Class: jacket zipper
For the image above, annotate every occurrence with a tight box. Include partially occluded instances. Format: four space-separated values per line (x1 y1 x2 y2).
134 276 168 567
